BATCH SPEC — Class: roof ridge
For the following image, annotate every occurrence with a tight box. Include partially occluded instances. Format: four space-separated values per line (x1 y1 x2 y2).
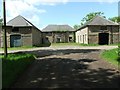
42 24 75 32
7 15 41 31
78 15 118 30
21 16 41 31
87 15 104 25
7 15 21 24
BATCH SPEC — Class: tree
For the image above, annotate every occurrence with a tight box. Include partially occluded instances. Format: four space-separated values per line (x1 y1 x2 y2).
109 16 120 23
73 24 80 30
81 12 105 25
0 17 3 26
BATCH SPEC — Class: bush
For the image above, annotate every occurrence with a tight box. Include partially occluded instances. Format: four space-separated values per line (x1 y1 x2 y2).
2 53 35 88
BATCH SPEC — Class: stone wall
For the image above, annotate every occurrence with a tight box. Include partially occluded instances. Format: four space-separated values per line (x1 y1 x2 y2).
42 32 75 43
32 27 42 46
0 27 33 47
88 25 119 44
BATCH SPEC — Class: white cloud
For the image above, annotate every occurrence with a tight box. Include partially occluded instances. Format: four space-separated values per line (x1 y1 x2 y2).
22 0 68 6
4 0 47 29
6 0 46 16
5 0 70 28
27 15 41 28
65 0 119 2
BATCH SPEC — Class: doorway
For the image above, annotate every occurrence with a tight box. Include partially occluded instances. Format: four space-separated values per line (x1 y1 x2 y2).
99 33 109 45
10 35 21 47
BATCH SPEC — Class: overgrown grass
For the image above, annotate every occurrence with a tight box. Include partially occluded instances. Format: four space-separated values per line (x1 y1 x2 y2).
101 48 118 67
1 53 35 88
0 46 38 51
51 43 80 46
51 43 118 47
0 43 118 51
80 43 99 46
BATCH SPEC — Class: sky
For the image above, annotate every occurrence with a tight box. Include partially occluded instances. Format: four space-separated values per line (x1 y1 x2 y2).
0 0 119 30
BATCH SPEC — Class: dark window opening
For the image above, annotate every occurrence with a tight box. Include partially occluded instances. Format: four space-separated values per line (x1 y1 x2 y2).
12 27 19 32
83 35 84 44
57 37 61 43
69 37 72 42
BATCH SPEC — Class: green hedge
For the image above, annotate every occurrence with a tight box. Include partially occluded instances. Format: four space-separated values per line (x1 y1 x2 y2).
2 53 35 88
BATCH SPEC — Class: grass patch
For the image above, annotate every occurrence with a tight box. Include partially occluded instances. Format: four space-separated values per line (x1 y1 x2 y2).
0 46 38 51
51 43 118 47
1 53 35 88
101 48 118 67
51 43 81 46
80 43 99 46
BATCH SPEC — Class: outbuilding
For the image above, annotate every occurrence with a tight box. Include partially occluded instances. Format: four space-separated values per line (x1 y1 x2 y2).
1 15 42 47
76 16 119 45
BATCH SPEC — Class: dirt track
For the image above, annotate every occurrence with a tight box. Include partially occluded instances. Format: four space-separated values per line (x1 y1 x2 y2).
10 47 120 88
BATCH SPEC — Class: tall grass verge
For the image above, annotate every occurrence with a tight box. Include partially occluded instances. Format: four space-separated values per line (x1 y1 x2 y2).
1 53 35 88
101 48 118 67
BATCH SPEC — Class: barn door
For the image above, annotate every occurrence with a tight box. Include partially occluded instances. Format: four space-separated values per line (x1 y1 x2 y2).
99 33 109 45
10 35 21 47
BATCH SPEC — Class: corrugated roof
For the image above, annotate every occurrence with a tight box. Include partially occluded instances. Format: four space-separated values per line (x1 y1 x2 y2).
78 15 119 30
42 25 75 32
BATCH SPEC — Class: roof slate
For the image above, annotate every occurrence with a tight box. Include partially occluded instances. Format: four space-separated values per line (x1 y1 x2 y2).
7 15 32 27
42 25 75 32
78 15 119 30
6 15 41 31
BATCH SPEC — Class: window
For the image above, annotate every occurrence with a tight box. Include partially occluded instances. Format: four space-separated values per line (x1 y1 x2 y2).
85 34 87 41
12 27 19 32
83 35 84 43
78 36 79 43
100 26 107 30
69 37 72 42
57 37 61 43
85 34 86 41
80 35 81 42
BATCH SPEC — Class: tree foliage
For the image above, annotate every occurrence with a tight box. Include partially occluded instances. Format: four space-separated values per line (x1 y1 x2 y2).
73 12 105 30
0 17 3 26
81 12 105 25
73 24 80 30
109 16 120 23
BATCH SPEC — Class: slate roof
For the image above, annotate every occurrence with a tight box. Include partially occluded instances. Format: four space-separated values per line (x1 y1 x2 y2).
78 15 119 30
7 15 33 27
7 15 41 31
42 25 75 32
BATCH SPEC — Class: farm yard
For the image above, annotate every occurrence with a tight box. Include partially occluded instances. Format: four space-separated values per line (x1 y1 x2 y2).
1 45 119 89
1 1 120 89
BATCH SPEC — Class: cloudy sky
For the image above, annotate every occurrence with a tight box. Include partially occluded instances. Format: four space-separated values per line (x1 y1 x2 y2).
0 0 119 30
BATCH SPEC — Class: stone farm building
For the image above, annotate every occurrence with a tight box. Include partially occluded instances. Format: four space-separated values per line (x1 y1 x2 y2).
76 16 119 45
42 25 75 44
0 15 42 47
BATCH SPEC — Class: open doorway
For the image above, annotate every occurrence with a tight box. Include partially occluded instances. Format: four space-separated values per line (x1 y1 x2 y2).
99 33 109 45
